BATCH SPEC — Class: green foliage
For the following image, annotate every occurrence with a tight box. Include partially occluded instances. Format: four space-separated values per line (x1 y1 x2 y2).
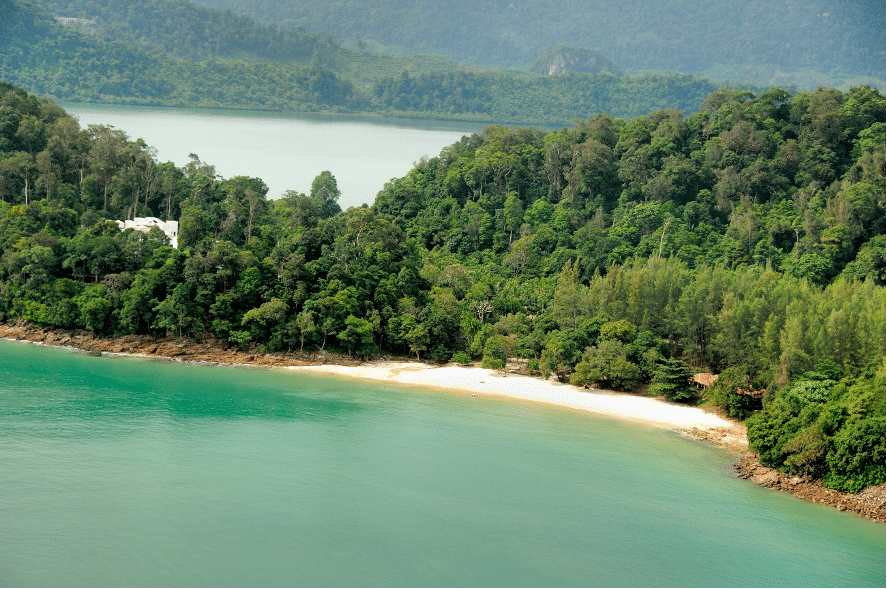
227 329 252 351
0 81 884 492
153 280 200 337
337 314 375 356
310 171 342 219
480 356 505 371
813 359 844 382
823 415 886 493
405 322 428 360
570 339 642 391
539 329 582 382
294 310 315 352
650 358 696 403
2 1 359 114
704 367 760 419
788 373 838 404
190 0 882 91
73 284 111 332
551 259 583 330
449 351 471 365
747 367 886 492
599 319 638 345
568 360 598 387
37 0 337 63
242 297 288 348
481 333 513 371
0 1 738 125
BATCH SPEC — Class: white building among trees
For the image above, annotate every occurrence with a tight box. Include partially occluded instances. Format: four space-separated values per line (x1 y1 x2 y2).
116 217 179 248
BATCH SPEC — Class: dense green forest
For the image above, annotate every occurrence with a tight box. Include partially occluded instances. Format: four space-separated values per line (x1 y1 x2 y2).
32 0 339 63
190 0 885 91
0 0 360 111
0 81 884 492
3 0 731 124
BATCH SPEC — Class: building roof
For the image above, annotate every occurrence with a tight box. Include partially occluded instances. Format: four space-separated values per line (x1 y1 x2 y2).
690 372 719 387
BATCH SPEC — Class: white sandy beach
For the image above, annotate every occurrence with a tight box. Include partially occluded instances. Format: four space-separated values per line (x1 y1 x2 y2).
290 362 748 451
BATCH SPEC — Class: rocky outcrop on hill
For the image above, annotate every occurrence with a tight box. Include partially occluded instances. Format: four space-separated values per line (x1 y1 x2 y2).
531 46 622 76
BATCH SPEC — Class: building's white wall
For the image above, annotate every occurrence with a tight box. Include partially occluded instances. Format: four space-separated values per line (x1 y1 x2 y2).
115 217 179 248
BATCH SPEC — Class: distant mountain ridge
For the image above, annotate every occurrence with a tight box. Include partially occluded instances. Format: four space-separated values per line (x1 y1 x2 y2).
5 0 739 125
189 0 885 91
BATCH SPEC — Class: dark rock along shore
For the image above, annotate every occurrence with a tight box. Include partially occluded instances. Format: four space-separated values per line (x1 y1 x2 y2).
1 321 884 523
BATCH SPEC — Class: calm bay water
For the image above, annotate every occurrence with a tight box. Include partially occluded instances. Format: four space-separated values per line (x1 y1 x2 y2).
0 340 883 587
61 103 485 208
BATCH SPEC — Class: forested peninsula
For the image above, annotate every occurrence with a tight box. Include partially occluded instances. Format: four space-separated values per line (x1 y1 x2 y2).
0 81 885 508
2 0 729 125
6 0 884 126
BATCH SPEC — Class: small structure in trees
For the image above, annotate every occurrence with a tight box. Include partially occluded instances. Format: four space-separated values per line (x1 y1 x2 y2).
116 217 179 248
735 387 767 399
690 372 719 388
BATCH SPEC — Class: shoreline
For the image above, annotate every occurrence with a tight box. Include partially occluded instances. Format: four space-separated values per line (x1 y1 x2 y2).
288 362 750 452
1 322 883 522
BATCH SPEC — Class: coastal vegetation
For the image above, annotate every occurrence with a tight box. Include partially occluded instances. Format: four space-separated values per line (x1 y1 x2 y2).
0 81 884 493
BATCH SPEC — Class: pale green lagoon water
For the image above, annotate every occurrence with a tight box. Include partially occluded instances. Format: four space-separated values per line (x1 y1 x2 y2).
0 340 883 587
61 103 484 208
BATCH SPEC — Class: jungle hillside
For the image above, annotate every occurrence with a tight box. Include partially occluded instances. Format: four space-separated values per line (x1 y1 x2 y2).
0 81 884 493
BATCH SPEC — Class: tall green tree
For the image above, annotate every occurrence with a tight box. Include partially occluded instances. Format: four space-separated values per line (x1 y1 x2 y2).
552 259 584 330
310 170 342 219
650 358 695 402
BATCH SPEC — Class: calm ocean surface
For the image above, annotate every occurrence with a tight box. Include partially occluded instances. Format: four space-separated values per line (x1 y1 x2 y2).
0 340 883 587
60 103 485 208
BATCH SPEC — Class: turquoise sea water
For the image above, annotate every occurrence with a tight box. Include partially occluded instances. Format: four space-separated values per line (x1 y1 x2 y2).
0 340 883 587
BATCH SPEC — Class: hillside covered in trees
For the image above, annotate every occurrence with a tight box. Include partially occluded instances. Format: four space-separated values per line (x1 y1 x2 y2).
191 0 885 91
0 81 884 493
3 0 732 124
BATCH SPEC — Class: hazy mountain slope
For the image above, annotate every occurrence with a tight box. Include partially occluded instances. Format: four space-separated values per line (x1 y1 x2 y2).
1 0 359 110
9 0 732 124
190 0 886 90
31 0 340 63
30 0 494 85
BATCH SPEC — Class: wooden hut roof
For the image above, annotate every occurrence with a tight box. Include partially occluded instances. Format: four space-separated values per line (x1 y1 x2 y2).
691 372 719 387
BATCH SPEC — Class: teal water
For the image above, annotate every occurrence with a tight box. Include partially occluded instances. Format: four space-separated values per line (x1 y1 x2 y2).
0 340 883 587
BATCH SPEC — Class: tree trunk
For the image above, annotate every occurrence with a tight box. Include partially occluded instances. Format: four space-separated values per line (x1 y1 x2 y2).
658 219 671 258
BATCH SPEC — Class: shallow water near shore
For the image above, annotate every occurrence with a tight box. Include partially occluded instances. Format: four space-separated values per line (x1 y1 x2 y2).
0 340 883 587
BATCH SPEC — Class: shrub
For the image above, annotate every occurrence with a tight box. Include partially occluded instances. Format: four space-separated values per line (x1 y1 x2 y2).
569 360 600 386
824 415 886 493
572 339 642 391
599 319 638 344
450 351 472 365
705 366 759 419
